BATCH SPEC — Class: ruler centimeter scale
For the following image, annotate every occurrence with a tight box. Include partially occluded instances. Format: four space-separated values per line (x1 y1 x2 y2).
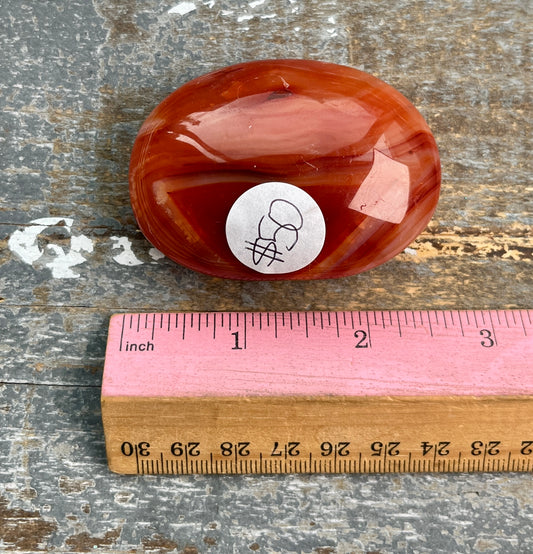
102 310 533 475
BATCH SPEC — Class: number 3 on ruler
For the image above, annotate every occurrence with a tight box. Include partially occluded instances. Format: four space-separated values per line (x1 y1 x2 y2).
480 329 495 348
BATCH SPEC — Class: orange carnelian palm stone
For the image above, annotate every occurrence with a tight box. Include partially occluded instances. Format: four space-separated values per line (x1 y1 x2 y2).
129 59 440 280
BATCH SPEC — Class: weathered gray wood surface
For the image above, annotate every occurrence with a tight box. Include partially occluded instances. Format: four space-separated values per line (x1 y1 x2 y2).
1 0 531 552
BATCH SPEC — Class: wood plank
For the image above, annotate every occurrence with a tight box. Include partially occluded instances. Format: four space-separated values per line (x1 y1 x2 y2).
1 0 531 550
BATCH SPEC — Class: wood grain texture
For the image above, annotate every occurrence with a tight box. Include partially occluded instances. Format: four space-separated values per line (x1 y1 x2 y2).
1 0 531 551
102 394 533 475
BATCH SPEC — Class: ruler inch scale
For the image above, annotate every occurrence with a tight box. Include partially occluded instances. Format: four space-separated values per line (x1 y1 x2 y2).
102 309 533 475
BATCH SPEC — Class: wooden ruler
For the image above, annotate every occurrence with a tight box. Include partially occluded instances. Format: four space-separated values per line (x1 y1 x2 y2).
101 310 533 475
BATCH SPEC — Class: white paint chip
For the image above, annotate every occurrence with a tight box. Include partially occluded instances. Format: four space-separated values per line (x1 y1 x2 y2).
8 217 94 278
8 216 156 277
33 217 75 227
45 243 91 279
149 247 165 262
111 237 144 266
71 235 94 254
9 224 49 265
168 2 196 15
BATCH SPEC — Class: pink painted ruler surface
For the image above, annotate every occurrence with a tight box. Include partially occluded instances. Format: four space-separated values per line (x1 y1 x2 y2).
102 310 533 398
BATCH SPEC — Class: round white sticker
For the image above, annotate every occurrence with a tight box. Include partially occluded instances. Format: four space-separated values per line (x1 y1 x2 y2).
225 182 326 274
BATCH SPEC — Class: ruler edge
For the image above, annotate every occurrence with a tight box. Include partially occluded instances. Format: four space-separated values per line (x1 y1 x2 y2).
101 393 533 475
102 392 533 405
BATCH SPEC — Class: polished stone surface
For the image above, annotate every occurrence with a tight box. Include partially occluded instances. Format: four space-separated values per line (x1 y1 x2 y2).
130 59 441 279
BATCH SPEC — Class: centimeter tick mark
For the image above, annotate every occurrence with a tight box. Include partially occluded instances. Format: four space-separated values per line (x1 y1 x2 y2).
396 311 402 337
488 311 498 346
426 310 434 337
458 311 465 336
119 314 125 351
520 311 528 336
365 312 372 347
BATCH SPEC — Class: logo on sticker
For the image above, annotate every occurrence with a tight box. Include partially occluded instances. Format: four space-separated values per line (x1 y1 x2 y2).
226 182 326 274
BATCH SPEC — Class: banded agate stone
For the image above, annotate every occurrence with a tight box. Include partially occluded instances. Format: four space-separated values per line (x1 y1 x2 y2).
129 59 440 280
